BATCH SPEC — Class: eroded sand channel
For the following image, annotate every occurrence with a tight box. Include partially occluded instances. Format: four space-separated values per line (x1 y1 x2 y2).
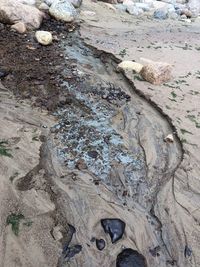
46 33 182 266
0 25 183 267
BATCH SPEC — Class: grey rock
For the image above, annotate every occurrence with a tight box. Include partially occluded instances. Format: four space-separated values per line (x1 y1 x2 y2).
96 239 106 251
101 218 126 243
49 0 77 22
154 9 168 19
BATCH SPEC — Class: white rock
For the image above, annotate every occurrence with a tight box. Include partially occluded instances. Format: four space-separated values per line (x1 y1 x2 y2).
164 134 174 143
0 0 44 29
35 30 53 45
49 0 77 22
117 61 143 73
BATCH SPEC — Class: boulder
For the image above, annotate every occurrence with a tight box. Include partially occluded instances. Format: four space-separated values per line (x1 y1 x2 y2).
35 30 53 45
0 0 44 29
117 61 143 73
49 0 77 22
140 59 173 85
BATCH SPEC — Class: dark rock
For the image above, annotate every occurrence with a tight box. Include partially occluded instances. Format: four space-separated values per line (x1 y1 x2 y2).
61 225 82 261
149 246 160 257
90 237 96 242
63 244 82 259
101 218 126 243
87 150 98 158
0 69 9 79
96 238 106 251
116 248 147 267
62 224 76 250
184 245 192 258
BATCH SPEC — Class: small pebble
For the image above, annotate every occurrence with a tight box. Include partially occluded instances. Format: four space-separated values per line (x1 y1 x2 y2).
96 239 106 251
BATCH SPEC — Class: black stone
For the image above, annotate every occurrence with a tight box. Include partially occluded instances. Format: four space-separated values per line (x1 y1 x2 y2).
116 248 147 267
184 245 192 258
90 237 96 243
101 218 126 243
96 239 106 251
63 244 82 260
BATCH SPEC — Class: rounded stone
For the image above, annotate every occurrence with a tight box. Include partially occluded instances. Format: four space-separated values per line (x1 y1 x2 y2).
116 248 147 267
35 30 53 45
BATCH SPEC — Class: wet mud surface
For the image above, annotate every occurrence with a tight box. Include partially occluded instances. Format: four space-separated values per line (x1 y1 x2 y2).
0 18 183 267
0 19 74 110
